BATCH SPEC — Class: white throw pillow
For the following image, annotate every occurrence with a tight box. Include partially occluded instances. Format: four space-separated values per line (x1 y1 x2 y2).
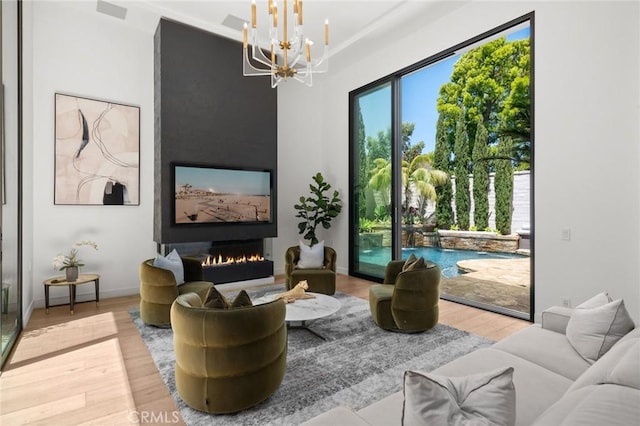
153 249 185 284
402 367 516 426
566 293 635 364
575 291 612 308
297 240 325 269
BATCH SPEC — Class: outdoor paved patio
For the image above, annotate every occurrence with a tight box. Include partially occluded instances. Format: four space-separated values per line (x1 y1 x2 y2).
441 257 531 314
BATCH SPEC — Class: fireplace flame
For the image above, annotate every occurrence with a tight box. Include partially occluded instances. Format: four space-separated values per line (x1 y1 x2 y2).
202 253 265 267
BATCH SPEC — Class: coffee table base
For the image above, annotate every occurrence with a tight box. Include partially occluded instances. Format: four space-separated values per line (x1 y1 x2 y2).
254 292 341 341
287 321 328 340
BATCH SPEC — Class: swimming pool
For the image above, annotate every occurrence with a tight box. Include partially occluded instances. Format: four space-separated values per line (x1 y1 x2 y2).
358 246 527 278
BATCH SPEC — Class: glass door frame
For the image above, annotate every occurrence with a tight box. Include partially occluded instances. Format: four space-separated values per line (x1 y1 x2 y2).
348 13 534 322
1 0 23 370
348 77 396 283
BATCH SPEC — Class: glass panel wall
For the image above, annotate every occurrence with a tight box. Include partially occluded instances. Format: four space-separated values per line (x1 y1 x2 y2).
399 58 457 257
350 15 533 320
350 82 392 279
1 0 22 368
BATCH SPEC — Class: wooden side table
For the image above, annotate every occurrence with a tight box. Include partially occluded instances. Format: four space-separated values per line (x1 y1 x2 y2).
43 273 100 315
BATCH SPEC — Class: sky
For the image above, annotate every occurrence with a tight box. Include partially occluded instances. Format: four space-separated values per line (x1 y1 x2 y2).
359 25 530 156
175 165 270 195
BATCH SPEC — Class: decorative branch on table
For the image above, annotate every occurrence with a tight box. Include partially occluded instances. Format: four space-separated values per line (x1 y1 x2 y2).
294 172 342 246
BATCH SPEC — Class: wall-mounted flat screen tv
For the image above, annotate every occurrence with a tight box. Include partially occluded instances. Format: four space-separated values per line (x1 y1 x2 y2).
172 163 273 225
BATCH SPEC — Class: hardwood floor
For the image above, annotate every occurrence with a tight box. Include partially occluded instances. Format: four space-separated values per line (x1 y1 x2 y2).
0 274 530 425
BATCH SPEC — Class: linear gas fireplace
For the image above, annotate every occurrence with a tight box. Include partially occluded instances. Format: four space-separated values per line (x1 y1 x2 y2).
165 239 274 285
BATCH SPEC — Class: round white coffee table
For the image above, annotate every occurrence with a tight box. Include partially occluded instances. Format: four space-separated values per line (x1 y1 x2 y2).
255 292 341 339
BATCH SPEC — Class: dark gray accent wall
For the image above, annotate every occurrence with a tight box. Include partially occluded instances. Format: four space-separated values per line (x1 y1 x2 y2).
154 18 277 244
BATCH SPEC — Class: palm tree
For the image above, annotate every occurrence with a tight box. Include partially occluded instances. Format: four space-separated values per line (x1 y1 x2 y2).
367 158 392 216
368 156 449 224
178 183 192 197
402 154 449 224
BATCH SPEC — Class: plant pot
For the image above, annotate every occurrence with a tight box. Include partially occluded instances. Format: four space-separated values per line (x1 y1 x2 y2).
66 266 79 282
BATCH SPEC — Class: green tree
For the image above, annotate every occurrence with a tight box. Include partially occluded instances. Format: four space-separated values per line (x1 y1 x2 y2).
366 122 425 167
437 37 530 169
368 158 392 214
401 122 426 163
368 156 448 225
433 114 454 229
454 114 470 230
472 119 490 230
355 102 368 217
499 75 530 169
366 129 391 164
494 137 514 235
366 122 427 218
401 155 449 224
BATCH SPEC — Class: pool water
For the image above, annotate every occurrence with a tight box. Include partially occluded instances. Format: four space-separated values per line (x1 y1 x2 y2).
359 246 526 278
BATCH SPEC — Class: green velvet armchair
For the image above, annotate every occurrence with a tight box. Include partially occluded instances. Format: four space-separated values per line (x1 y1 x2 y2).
171 292 287 414
369 259 441 332
139 257 213 326
285 245 337 295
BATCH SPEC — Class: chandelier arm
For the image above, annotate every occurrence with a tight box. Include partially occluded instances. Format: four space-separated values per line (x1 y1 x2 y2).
243 51 273 76
311 56 327 68
250 44 275 68
288 52 304 69
271 74 283 88
310 46 329 71
250 30 276 66
292 71 312 87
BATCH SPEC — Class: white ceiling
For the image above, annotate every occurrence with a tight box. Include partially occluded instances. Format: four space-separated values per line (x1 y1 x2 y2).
107 1 460 59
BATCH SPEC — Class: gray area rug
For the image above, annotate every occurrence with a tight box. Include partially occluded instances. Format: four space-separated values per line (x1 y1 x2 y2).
130 284 494 425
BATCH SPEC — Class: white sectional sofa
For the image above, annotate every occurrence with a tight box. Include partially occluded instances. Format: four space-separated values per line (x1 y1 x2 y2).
302 305 639 426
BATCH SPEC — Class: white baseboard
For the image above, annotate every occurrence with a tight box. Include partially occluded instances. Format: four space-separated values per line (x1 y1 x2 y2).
336 266 348 276
30 278 284 312
34 286 140 309
22 299 35 328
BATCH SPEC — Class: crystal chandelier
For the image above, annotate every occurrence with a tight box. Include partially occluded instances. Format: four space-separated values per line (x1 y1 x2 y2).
242 0 329 88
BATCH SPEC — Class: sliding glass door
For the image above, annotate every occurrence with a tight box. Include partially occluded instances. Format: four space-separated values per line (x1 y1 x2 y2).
349 14 533 320
350 82 393 279
1 0 22 369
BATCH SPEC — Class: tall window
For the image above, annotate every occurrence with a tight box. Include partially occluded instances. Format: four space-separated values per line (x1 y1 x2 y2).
349 14 533 320
351 82 392 278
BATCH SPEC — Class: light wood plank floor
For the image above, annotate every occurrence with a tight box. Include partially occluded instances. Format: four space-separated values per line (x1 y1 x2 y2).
0 274 530 425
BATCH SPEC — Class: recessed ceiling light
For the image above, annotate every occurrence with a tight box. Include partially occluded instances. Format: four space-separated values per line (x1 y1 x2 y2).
222 14 247 32
96 0 127 20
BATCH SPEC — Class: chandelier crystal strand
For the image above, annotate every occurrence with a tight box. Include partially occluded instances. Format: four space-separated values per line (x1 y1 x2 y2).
242 0 329 88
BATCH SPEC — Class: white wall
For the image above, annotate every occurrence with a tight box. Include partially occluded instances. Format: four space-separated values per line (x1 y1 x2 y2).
532 1 639 323
275 80 348 268
275 1 640 322
23 1 158 320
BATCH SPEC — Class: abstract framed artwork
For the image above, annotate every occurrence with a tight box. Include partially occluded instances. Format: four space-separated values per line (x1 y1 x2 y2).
54 93 140 205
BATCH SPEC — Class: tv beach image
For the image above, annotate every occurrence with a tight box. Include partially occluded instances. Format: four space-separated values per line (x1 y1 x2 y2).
174 165 271 224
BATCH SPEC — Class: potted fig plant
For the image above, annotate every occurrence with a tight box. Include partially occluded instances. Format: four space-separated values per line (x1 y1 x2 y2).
294 172 342 246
